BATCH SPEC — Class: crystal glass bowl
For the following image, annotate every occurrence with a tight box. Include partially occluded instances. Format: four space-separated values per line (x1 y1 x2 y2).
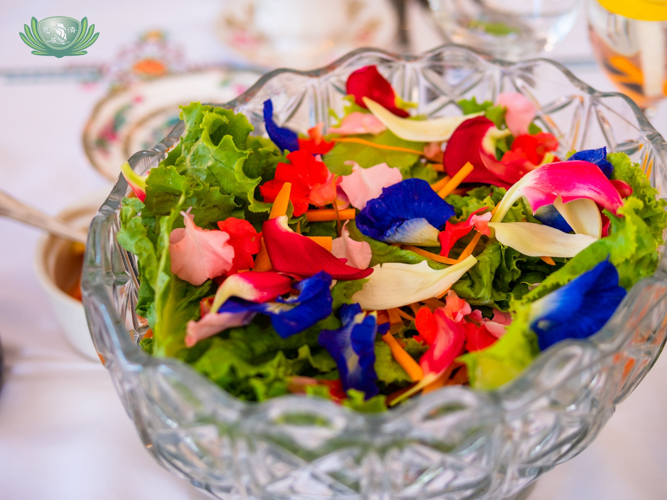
82 45 667 500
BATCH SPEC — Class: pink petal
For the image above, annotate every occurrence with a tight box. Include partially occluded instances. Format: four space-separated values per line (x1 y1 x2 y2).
424 141 444 162
309 172 339 207
329 112 387 135
169 209 235 286
211 271 293 312
496 92 536 137
339 161 403 210
331 221 372 269
185 311 255 347
466 308 511 339
470 212 492 236
444 290 471 323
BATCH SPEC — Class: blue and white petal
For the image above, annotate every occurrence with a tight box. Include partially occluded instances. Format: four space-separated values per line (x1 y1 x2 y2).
263 99 299 152
528 260 626 350
318 303 379 398
356 178 455 245
534 204 573 233
569 147 613 178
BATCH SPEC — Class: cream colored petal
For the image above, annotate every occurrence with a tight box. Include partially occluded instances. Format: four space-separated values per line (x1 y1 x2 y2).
489 222 597 258
553 196 602 239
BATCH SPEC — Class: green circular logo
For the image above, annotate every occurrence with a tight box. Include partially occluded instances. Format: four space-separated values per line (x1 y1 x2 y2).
20 16 99 58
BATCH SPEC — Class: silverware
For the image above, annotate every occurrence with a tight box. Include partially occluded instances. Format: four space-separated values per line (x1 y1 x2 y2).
0 190 87 244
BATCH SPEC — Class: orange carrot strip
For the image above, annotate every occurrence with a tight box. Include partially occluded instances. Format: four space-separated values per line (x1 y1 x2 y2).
430 175 451 192
387 308 403 325
436 286 452 299
253 239 272 271
446 365 468 385
457 231 482 261
438 162 474 199
307 236 333 252
305 208 356 222
407 302 421 316
541 256 556 266
269 182 292 219
377 310 390 324
450 188 469 196
421 364 457 394
422 298 446 310
403 246 459 265
428 162 446 172
393 308 415 322
335 137 425 155
382 332 424 382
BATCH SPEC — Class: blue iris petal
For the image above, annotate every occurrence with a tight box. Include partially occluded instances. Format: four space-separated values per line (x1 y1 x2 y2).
569 147 613 178
530 260 626 350
263 99 299 152
356 178 455 244
534 204 573 233
218 271 333 338
319 303 379 399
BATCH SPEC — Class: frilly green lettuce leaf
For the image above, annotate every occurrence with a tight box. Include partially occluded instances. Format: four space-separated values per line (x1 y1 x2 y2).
374 341 412 386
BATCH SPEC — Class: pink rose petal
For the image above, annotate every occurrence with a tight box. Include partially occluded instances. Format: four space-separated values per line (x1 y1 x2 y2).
169 209 235 286
339 161 403 210
331 221 372 269
185 311 255 347
329 112 387 135
496 92 537 137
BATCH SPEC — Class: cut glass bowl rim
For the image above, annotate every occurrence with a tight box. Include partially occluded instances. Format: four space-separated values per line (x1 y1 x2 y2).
84 43 667 423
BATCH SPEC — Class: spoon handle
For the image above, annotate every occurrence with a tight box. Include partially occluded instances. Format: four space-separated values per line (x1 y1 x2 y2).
0 190 88 244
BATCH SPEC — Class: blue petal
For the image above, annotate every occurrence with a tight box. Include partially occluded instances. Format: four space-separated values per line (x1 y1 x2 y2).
319 303 379 399
530 260 626 350
263 99 299 152
569 147 613 178
218 271 333 338
356 178 455 244
534 204 573 233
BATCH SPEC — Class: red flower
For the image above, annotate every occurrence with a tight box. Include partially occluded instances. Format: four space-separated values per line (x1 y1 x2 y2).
259 150 332 216
298 123 335 155
216 217 262 275
346 65 409 118
463 322 497 352
438 208 492 258
501 133 559 166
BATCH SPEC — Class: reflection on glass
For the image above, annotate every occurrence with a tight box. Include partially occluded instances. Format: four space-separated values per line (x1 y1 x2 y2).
428 0 581 60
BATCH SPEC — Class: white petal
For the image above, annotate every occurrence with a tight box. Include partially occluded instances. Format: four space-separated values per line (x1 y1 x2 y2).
383 218 441 246
553 196 602 238
362 97 481 142
352 256 477 310
489 222 597 258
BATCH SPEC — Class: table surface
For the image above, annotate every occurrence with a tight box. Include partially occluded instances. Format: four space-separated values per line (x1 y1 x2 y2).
1 2 667 499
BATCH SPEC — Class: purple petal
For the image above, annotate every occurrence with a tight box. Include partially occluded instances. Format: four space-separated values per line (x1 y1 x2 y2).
569 147 613 178
534 204 573 233
263 99 299 152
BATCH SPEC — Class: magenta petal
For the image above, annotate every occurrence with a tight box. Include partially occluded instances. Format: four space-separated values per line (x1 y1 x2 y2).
185 311 255 347
339 161 403 210
496 92 536 137
331 221 372 269
329 112 387 135
263 216 373 280
211 271 293 312
169 209 235 286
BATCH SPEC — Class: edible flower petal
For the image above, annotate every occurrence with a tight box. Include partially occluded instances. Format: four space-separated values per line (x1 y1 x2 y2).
415 307 437 345
217 217 262 275
185 310 255 347
346 65 409 117
169 208 235 286
488 222 597 258
215 271 333 338
438 208 492 258
444 290 471 323
356 178 455 246
482 132 559 185
363 97 477 142
491 160 624 223
120 161 147 201
495 92 536 137
319 303 379 398
259 150 331 216
263 99 299 152
308 170 339 207
552 197 602 238
339 161 403 210
298 123 335 155
329 112 386 135
529 260 626 350
210 271 293 313
468 309 510 338
263 215 373 280
352 256 477 310
533 204 573 233
419 309 466 375
569 147 613 178
331 221 372 269
611 179 633 198
463 322 498 352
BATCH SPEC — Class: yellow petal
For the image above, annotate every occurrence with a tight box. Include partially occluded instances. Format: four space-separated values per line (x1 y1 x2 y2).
488 222 597 258
362 97 481 142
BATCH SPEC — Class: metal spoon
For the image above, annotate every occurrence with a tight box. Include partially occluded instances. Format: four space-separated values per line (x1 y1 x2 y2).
0 190 87 244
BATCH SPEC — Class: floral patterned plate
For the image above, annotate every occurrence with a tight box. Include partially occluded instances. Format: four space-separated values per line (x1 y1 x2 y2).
82 68 262 180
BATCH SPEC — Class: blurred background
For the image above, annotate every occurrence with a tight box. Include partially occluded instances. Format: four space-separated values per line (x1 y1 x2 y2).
1 1 667 499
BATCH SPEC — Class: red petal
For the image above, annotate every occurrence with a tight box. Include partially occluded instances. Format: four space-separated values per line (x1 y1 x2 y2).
298 123 335 155
438 207 489 258
262 216 373 280
463 321 497 352
415 307 437 345
611 179 633 198
321 379 347 403
419 310 466 374
217 217 262 275
346 65 409 118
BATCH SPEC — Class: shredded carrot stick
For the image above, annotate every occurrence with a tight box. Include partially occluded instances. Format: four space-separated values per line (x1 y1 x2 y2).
450 188 469 196
446 365 468 385
403 246 458 265
430 175 451 192
438 162 474 199
387 308 403 325
143 329 154 339
541 256 556 266
377 310 390 324
422 298 446 310
421 363 457 394
307 236 333 252
334 137 425 155
382 332 424 382
428 162 446 172
269 182 292 219
305 208 356 222
253 239 272 271
391 308 415 322
407 302 421 316
457 231 482 261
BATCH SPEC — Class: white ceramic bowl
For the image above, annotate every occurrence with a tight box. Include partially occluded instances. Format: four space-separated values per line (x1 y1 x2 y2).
34 191 108 361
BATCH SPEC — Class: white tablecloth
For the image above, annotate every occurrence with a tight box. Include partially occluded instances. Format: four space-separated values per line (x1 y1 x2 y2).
1 2 666 499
